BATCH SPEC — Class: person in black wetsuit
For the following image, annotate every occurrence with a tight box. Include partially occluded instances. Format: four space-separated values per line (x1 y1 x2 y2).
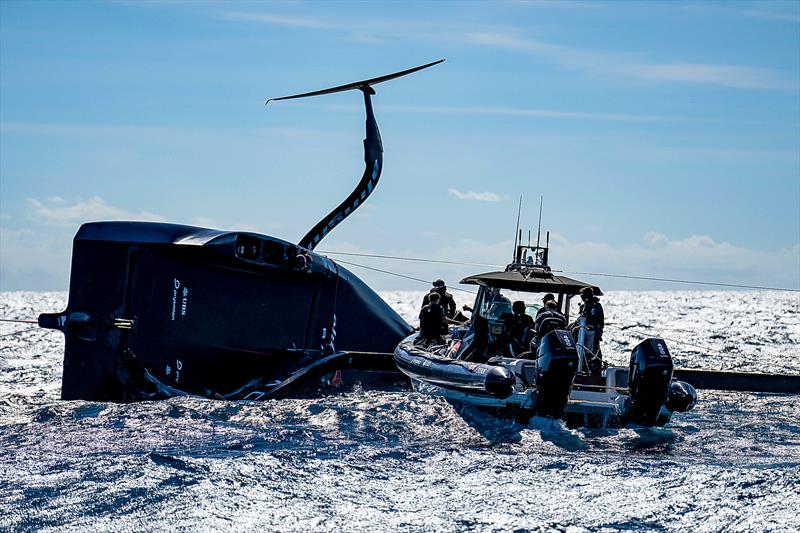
421 279 457 320
533 300 566 349
536 293 556 318
573 286 604 374
504 300 535 355
418 291 446 346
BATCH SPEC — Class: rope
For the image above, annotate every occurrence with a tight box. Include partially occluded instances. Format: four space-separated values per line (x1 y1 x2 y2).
605 324 730 357
319 250 800 293
334 257 785 356
560 270 798 293
333 259 478 294
321 250 502 269
0 326 41 339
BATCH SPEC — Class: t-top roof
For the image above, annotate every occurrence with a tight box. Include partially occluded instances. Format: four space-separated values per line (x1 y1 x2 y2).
460 268 603 295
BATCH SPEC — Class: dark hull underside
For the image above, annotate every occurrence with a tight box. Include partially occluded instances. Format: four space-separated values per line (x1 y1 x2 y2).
41 222 412 402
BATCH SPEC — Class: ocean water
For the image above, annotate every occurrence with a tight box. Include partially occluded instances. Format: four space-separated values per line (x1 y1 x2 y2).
1 290 798 532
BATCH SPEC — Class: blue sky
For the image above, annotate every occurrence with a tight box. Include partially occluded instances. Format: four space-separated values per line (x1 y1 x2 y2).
1 0 798 292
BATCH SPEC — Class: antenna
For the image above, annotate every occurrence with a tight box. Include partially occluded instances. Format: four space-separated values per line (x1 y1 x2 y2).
535 196 543 248
512 195 523 262
545 231 550 265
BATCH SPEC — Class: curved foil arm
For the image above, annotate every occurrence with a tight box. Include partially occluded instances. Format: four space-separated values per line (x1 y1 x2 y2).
300 90 383 250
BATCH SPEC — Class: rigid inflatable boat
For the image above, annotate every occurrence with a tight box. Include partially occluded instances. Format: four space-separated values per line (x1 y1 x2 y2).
394 241 698 427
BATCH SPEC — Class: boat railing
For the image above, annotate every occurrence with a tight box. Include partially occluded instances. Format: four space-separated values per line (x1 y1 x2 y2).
576 317 587 373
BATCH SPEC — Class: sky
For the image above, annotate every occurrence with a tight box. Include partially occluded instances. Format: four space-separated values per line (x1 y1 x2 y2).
1 0 799 294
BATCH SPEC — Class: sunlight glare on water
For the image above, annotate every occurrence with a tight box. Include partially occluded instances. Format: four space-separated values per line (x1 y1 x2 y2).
1 291 798 531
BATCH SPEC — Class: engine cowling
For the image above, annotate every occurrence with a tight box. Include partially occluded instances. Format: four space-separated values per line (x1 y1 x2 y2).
534 330 579 418
628 338 674 425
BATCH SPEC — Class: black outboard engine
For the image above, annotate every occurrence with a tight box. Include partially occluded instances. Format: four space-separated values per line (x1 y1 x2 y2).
628 338 674 425
665 380 697 413
534 330 579 418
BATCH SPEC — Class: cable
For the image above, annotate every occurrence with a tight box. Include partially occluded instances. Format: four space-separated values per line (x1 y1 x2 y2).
0 326 41 339
333 259 477 294
605 324 729 357
319 250 800 293
560 271 798 293
0 318 38 324
321 250 502 269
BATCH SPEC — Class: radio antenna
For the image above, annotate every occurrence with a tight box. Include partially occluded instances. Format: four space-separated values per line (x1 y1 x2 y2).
535 196 543 248
512 195 523 262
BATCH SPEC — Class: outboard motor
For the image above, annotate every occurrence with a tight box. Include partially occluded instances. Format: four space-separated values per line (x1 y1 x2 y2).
534 330 579 417
628 338 674 425
665 380 697 413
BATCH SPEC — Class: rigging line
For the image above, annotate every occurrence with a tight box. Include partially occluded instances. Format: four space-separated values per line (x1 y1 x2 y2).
559 271 799 293
333 259 478 295
0 326 41 339
604 324 729 357
319 251 800 293
0 318 38 324
320 251 502 269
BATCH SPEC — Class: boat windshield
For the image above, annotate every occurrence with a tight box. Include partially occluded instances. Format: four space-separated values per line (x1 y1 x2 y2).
478 288 547 320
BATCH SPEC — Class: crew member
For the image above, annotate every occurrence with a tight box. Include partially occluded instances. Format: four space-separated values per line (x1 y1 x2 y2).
421 279 457 319
536 293 556 318
417 291 446 346
533 300 566 347
504 300 535 354
486 287 511 305
573 286 604 374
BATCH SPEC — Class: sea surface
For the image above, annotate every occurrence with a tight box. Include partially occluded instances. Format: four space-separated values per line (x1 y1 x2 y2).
1 290 798 532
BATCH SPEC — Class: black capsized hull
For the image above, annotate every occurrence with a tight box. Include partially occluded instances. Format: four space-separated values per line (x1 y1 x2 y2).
40 221 412 401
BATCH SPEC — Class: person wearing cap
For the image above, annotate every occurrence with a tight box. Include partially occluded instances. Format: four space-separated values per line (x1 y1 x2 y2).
421 279 458 320
574 286 604 374
532 299 567 350
536 293 557 318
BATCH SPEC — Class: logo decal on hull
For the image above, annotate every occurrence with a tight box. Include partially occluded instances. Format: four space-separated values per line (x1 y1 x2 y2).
170 278 190 321
171 278 180 321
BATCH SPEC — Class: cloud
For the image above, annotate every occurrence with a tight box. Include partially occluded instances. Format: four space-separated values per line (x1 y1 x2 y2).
626 63 793 90
218 8 794 91
548 232 800 290
2 121 331 144
27 196 166 227
683 3 800 23
222 11 337 29
448 189 504 202
0 226 72 290
382 104 671 124
466 32 796 91
1 197 279 290
743 8 800 23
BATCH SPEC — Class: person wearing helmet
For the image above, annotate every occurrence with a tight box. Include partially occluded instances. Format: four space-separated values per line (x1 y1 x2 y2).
421 279 458 320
